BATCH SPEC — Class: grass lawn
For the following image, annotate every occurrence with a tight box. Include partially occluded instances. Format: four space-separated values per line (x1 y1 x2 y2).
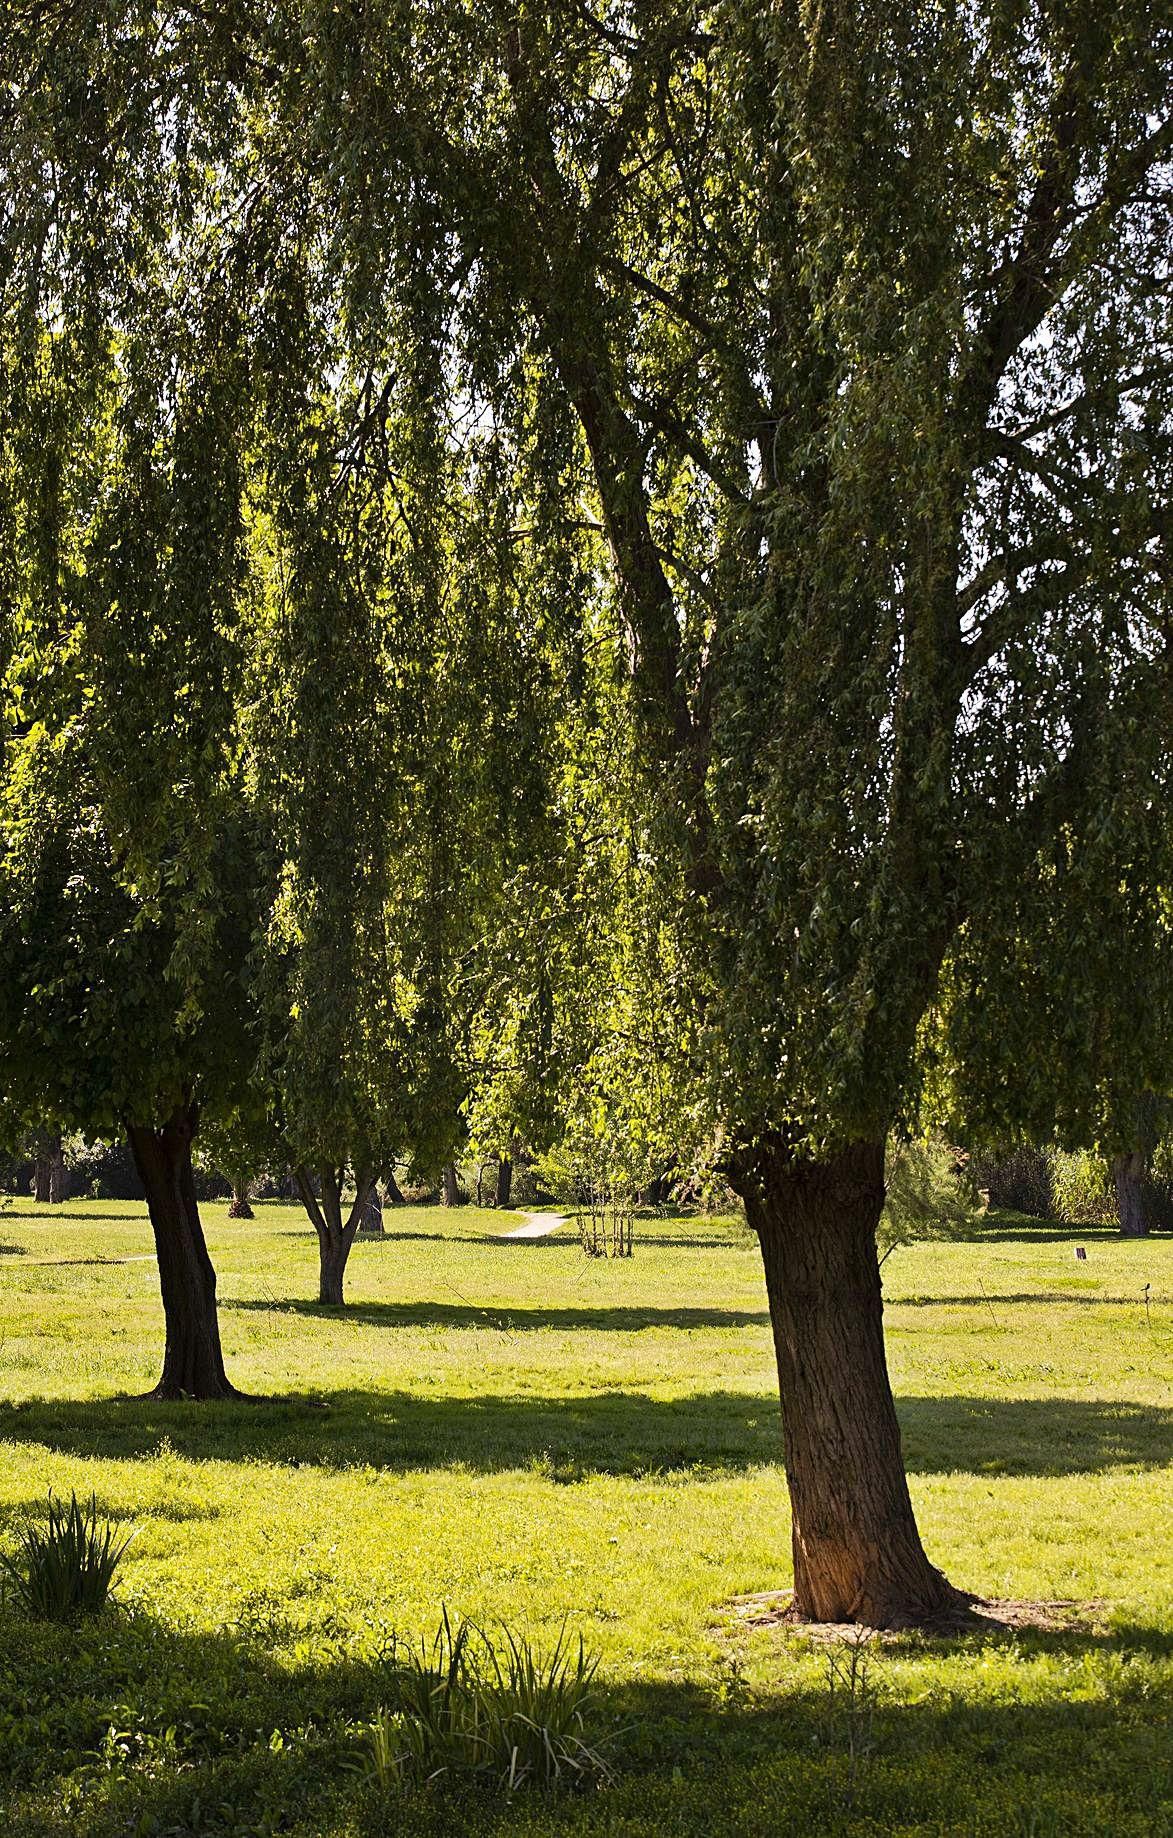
0 1195 1169 1836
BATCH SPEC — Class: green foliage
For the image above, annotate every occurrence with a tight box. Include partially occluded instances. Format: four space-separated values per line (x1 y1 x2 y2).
967 1147 1056 1220
1 1492 133 1624
368 1612 610 1795
878 1137 982 1263
1049 1150 1119 1228
7 3 1168 1174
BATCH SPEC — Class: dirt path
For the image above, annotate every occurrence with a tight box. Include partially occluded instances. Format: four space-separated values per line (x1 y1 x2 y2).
496 1210 566 1240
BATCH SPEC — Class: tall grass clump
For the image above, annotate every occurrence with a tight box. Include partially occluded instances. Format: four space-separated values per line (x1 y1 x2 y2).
1050 1149 1119 1226
368 1611 612 1796
0 1490 134 1622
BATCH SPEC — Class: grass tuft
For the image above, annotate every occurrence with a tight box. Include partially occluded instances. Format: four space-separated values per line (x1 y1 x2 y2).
368 1609 612 1795
1 1489 134 1622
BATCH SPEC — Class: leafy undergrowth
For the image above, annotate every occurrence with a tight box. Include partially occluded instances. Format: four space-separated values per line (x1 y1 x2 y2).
0 1198 1169 1834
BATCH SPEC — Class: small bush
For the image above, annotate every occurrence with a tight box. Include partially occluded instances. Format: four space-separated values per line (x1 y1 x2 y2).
368 1612 611 1796
400 1182 439 1205
967 1145 1054 1217
1050 1149 1118 1226
879 1135 981 1262
1 1491 135 1622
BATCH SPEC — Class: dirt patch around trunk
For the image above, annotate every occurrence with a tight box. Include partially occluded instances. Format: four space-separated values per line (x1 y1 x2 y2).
716 1589 1107 1644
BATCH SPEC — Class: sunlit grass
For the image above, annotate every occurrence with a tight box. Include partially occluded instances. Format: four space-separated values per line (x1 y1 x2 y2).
0 1195 1169 1834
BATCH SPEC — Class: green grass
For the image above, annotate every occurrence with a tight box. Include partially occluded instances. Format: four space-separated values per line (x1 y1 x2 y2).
0 1195 1169 1835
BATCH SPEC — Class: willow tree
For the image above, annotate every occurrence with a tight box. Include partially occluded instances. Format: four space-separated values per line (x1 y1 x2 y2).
282 0 1168 1625
6 1 1171 1623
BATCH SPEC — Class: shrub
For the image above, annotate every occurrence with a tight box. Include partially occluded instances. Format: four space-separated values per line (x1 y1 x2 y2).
367 1612 611 1796
400 1182 439 1205
967 1145 1054 1217
1050 1149 1118 1226
1 1491 135 1622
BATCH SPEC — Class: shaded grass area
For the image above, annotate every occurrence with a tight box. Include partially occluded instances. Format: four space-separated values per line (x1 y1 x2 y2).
0 1389 1169 1479
1 1605 1169 1838
0 1197 1169 1834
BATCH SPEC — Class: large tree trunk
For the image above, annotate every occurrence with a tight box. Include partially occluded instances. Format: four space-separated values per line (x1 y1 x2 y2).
295 1165 372 1306
496 1155 513 1209
733 1137 963 1629
1112 1150 1152 1237
441 1163 460 1207
126 1104 238 1400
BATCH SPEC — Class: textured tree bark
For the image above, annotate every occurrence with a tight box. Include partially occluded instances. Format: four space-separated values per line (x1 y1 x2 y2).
733 1137 964 1629
441 1163 460 1207
318 1233 348 1303
126 1105 238 1400
1112 1150 1152 1237
496 1155 513 1209
227 1180 254 1220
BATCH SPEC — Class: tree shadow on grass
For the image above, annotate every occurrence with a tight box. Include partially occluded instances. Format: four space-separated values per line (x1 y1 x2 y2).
227 1296 772 1332
965 1222 1123 1244
890 1292 1159 1308
0 1603 1168 1838
0 1391 1168 1481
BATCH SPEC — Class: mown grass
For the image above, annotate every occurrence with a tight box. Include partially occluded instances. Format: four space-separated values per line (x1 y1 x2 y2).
0 1195 1169 1835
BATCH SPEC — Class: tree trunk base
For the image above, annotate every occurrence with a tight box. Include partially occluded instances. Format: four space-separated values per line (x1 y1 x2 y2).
728 1586 1067 1638
141 1376 248 1402
733 1136 963 1631
127 1106 237 1403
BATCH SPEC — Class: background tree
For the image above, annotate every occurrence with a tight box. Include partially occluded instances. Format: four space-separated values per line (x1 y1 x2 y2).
930 684 1172 1240
0 176 263 1396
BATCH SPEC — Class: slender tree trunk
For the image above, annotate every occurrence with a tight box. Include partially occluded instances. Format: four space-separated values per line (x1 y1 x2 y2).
296 1165 372 1305
126 1104 238 1400
1112 1150 1152 1237
496 1155 513 1209
227 1179 254 1220
733 1137 963 1629
441 1163 460 1207
384 1167 406 1206
47 1132 68 1205
360 1184 384 1233
318 1232 349 1303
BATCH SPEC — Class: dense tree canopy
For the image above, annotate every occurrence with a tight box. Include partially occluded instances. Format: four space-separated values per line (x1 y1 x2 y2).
2 0 1169 1622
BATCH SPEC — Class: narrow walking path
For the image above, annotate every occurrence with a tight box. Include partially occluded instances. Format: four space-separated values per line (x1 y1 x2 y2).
496 1210 566 1239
